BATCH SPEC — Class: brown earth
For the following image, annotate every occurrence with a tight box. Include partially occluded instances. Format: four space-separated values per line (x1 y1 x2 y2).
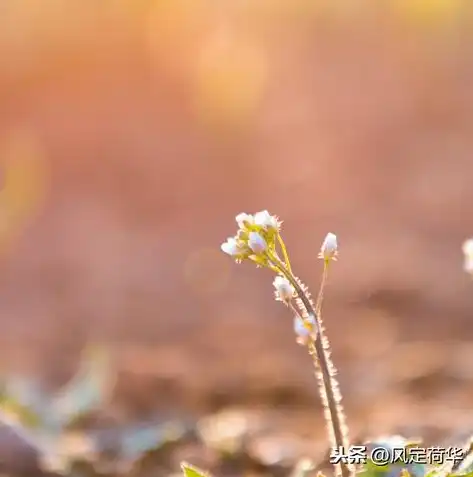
1 2 473 475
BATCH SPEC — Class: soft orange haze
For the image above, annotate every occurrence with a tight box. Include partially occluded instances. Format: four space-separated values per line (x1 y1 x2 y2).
1 1 473 472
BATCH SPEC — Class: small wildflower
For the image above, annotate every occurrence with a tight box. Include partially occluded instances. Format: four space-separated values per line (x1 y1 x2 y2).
235 213 254 229
294 314 317 346
221 237 244 257
273 275 295 303
254 210 280 231
318 232 338 261
462 238 473 275
248 231 267 254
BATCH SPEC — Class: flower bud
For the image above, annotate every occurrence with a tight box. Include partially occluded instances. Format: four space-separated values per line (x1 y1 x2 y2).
248 231 267 254
273 275 295 303
235 213 254 229
254 210 279 231
293 314 317 346
221 237 243 257
318 232 338 261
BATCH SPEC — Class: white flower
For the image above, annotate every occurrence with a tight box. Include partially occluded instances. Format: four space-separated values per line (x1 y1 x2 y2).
254 210 279 231
273 275 295 303
293 314 317 346
221 237 243 256
318 232 338 261
235 213 254 229
248 231 267 254
462 238 473 275
465 259 473 275
462 238 473 257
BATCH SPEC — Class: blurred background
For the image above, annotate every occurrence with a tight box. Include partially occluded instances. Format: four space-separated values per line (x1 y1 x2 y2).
2 0 473 475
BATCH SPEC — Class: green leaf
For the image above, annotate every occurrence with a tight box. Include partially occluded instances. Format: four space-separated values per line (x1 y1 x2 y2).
180 462 213 477
361 436 428 477
453 472 473 477
51 345 114 427
120 421 186 463
0 377 46 428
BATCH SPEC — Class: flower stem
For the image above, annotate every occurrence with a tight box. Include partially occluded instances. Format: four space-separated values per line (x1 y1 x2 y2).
315 260 330 313
277 233 293 274
272 258 351 477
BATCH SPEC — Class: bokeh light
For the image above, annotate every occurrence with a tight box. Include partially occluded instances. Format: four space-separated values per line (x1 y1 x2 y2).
0 128 48 254
146 0 212 80
192 27 268 131
392 0 465 28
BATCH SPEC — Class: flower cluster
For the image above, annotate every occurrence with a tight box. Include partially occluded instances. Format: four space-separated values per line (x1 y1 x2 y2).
220 210 282 264
221 212 339 346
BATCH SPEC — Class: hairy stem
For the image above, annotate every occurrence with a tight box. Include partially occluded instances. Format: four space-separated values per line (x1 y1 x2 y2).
273 258 351 477
315 260 329 312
